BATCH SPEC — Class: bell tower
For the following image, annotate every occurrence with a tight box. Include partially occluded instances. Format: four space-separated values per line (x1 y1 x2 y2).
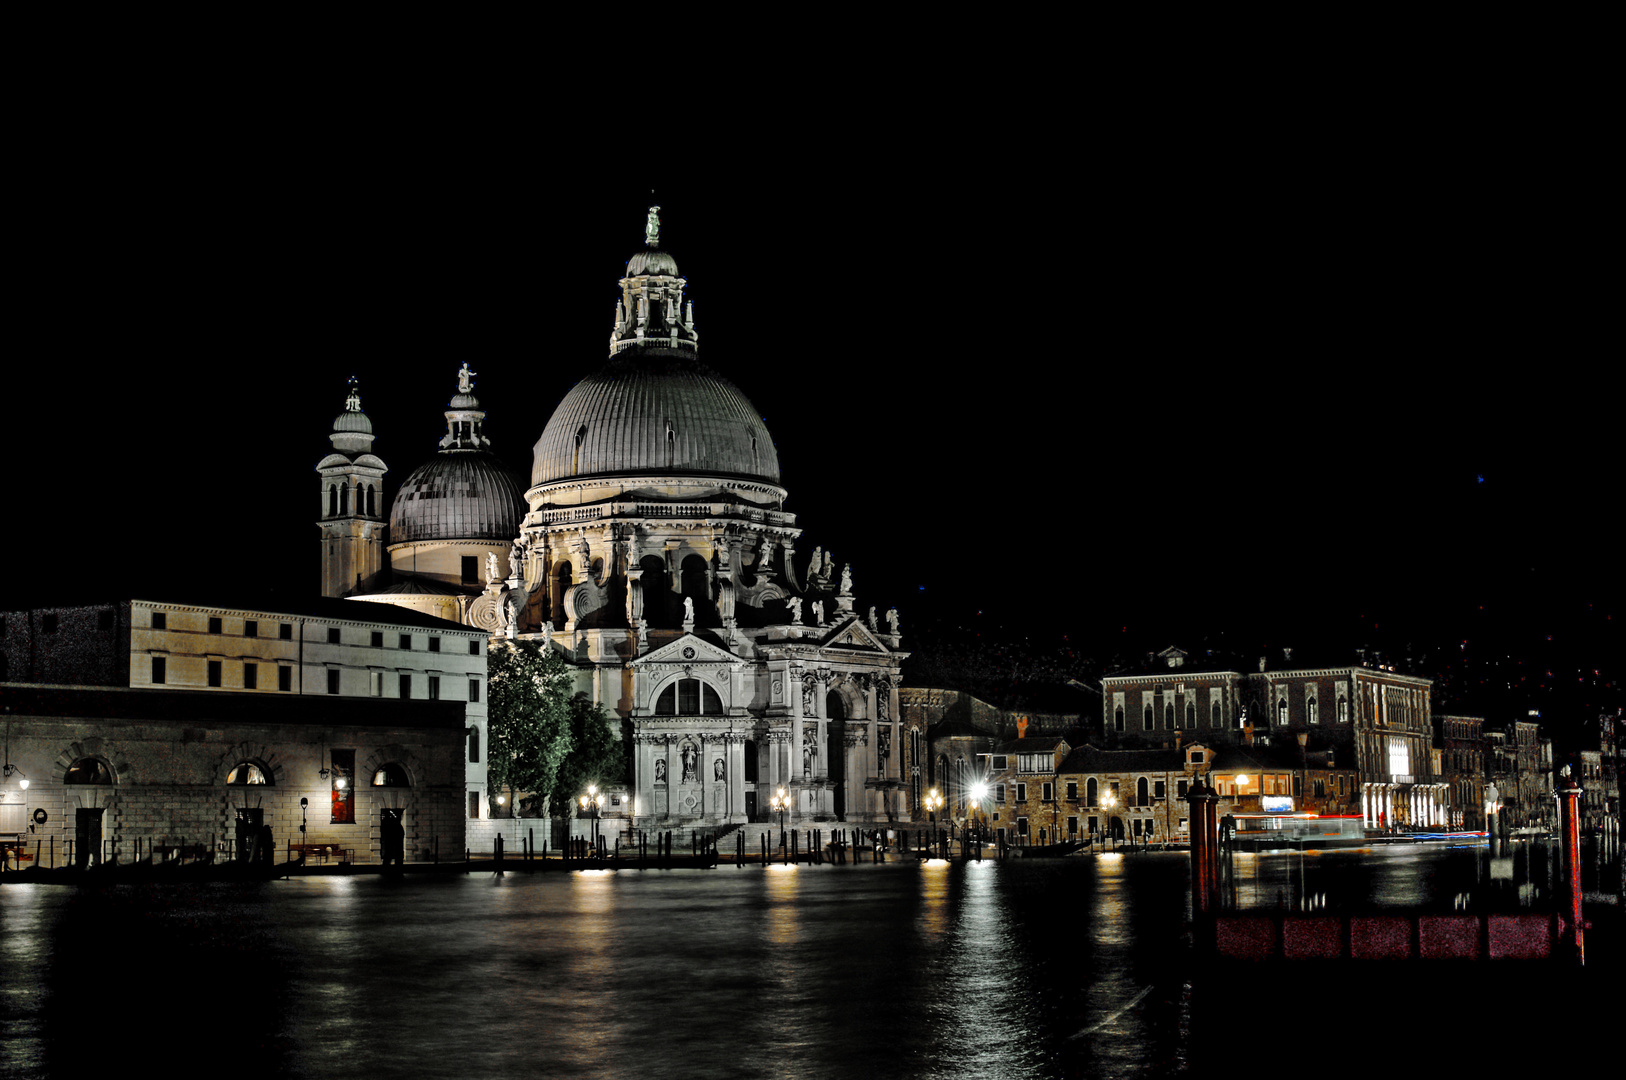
317 377 388 597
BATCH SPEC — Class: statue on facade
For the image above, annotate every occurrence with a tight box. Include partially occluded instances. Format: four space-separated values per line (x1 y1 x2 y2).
655 758 667 784
484 551 499 585
683 596 695 624
681 743 697 783
878 727 891 765
868 606 877 631
840 564 852 596
788 597 803 625
808 546 823 581
813 600 825 626
714 758 725 781
887 608 900 638
645 206 661 246
457 362 477 394
542 620 554 649
509 538 526 581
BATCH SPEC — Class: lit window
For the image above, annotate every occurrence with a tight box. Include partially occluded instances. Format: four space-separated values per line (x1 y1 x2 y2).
227 762 269 785
372 763 411 787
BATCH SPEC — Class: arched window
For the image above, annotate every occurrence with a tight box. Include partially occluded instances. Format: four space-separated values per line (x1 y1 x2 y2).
328 484 338 517
744 739 758 783
1136 776 1149 807
655 678 722 716
339 484 349 515
372 763 411 787
1277 698 1288 726
1186 703 1195 727
1164 704 1174 728
65 758 113 785
1114 705 1125 732
1143 705 1153 730
1307 697 1319 725
468 726 481 763
366 485 376 516
1211 702 1221 727
226 762 269 785
1086 777 1098 806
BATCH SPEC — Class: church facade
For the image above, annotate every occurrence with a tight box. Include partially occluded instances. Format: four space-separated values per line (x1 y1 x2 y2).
320 210 909 830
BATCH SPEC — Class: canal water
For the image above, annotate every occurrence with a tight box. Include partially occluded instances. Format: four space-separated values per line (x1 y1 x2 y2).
0 846 1607 1079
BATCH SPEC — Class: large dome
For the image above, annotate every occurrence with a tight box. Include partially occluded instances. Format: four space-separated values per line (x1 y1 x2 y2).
531 350 781 488
390 451 526 543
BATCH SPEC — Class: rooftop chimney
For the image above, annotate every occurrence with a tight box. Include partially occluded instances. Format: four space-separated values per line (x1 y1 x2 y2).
1016 717 1029 739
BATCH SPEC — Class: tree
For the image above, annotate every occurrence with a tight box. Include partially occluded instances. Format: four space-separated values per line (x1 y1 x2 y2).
485 639 574 815
550 694 631 817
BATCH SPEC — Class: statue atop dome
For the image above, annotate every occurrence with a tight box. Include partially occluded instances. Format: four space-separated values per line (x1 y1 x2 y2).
645 206 661 247
457 362 477 394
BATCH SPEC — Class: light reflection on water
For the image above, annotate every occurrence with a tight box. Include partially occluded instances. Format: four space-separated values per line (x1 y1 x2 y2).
0 847 1510 1079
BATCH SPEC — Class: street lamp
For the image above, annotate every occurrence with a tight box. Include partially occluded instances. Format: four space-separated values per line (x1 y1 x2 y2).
967 782 988 838
1101 790 1118 850
770 785 790 848
924 787 945 856
578 784 605 855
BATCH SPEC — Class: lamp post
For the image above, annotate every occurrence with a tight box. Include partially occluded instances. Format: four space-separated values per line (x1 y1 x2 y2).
924 787 944 856
1101 790 1118 850
578 784 605 856
967 782 989 857
770 785 789 849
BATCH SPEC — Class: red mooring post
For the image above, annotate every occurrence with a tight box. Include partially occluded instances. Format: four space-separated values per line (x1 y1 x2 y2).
1557 767 1585 966
1187 780 1219 949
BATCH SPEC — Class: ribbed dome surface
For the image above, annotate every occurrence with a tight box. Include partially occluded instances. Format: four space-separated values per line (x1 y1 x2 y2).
390 450 526 543
333 409 373 434
625 249 680 277
532 350 780 487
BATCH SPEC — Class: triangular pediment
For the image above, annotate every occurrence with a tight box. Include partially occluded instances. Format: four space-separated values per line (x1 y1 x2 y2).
818 616 890 654
634 633 742 667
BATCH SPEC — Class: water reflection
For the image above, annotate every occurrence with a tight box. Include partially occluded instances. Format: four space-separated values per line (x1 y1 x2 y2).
0 847 1559 1080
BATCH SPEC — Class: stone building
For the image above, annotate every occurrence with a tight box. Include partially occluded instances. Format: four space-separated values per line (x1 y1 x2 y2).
0 597 486 854
477 211 907 829
1437 714 1487 829
0 683 465 866
1100 648 1446 829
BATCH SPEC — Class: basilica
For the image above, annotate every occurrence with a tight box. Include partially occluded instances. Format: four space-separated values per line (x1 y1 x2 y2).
318 210 909 830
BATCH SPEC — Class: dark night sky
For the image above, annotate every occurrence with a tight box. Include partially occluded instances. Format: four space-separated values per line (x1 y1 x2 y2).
8 75 1617 741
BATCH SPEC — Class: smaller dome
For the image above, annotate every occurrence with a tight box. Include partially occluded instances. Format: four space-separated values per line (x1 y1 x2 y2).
390 451 526 544
449 391 480 409
625 249 680 277
333 409 373 435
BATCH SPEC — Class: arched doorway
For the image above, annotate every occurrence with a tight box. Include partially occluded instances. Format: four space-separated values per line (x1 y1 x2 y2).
826 692 846 820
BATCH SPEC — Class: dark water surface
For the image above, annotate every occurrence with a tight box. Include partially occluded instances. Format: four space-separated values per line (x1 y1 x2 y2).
0 847 1600 1079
